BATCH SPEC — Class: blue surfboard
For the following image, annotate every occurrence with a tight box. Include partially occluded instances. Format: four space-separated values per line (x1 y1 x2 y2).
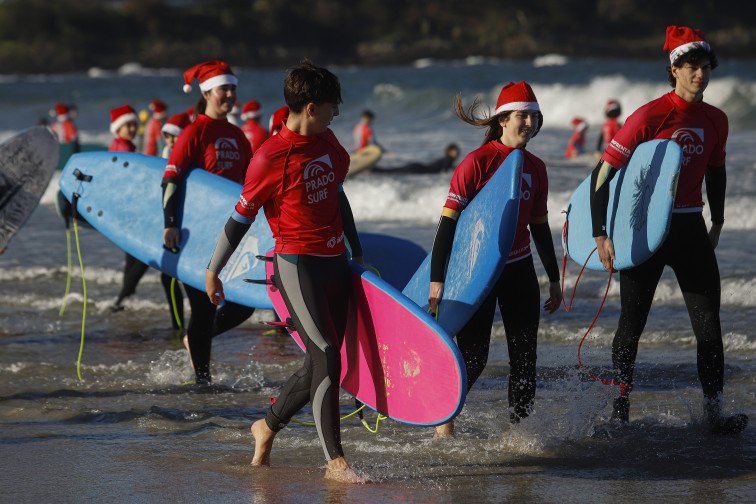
57 152 425 308
563 139 682 271
402 150 523 336
0 126 59 252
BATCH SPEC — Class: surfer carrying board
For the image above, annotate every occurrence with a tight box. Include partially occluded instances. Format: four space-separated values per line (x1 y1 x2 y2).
589 26 747 433
428 81 562 437
205 60 370 483
161 60 255 385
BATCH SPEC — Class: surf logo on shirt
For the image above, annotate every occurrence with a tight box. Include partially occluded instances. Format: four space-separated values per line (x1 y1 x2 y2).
214 137 241 171
671 128 704 166
303 154 335 204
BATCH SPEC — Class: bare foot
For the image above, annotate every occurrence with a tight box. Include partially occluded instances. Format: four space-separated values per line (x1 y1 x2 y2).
433 421 454 438
250 419 276 466
324 457 371 484
182 334 194 370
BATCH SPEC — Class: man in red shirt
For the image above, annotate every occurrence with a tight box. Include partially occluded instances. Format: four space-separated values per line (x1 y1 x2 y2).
205 60 369 483
240 100 269 153
589 26 746 434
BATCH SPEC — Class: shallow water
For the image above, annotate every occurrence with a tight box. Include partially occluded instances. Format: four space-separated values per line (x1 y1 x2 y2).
2 58 755 502
2 203 754 503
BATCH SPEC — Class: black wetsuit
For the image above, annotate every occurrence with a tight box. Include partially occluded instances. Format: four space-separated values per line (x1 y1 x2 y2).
457 255 542 420
183 284 255 383
612 212 723 399
115 253 184 330
265 253 350 460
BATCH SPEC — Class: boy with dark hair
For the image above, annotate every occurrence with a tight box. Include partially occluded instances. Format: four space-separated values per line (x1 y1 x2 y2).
589 26 746 434
205 59 369 483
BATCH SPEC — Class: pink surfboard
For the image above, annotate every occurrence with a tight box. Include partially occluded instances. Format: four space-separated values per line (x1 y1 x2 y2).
264 254 467 426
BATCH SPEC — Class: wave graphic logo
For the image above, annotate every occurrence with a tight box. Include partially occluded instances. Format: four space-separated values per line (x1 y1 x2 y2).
303 154 333 180
466 219 485 281
215 138 239 150
671 128 704 144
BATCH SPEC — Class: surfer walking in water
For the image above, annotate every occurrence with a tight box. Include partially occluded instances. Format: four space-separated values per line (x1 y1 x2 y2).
205 60 370 483
428 81 562 437
161 60 255 385
589 26 747 433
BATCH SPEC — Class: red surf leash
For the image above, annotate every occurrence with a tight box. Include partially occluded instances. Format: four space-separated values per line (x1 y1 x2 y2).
561 221 630 396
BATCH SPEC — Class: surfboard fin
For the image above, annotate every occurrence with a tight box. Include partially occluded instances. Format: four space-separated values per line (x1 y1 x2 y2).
244 274 278 288
243 278 270 285
262 318 294 329
255 254 273 262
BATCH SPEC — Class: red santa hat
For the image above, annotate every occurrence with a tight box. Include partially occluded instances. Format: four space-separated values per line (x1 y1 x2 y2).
109 104 138 135
571 117 588 132
664 26 711 65
50 102 70 119
604 99 621 115
182 60 238 93
149 100 168 119
242 100 262 120
495 81 540 115
161 112 191 137
269 106 289 135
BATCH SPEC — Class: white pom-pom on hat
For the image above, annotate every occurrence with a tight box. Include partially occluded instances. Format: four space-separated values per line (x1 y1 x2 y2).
183 84 192 93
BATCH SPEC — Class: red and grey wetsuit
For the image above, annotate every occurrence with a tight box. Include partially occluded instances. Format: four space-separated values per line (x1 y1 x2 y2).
208 123 363 460
590 90 728 401
431 140 559 421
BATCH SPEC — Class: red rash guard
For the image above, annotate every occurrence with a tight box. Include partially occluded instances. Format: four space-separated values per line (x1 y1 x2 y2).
235 124 350 255
602 91 727 212
163 114 252 183
444 141 549 263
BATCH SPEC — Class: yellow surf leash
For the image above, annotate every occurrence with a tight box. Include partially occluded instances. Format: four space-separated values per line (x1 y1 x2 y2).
169 277 183 331
73 217 87 381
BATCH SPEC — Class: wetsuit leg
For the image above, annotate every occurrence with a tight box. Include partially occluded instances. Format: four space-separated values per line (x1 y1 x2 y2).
160 273 184 330
455 289 497 393
496 256 540 421
115 253 149 305
266 254 350 461
666 214 723 399
183 284 216 383
611 251 665 396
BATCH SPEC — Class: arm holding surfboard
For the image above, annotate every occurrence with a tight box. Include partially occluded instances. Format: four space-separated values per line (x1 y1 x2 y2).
589 158 618 271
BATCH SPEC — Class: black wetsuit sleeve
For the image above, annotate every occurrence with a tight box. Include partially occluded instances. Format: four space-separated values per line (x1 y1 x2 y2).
530 221 560 283
340 191 363 258
430 216 457 283
705 164 726 225
207 216 252 274
589 160 618 237
162 177 179 228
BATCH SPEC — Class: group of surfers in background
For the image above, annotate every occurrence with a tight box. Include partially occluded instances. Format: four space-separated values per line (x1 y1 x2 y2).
49 24 747 483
